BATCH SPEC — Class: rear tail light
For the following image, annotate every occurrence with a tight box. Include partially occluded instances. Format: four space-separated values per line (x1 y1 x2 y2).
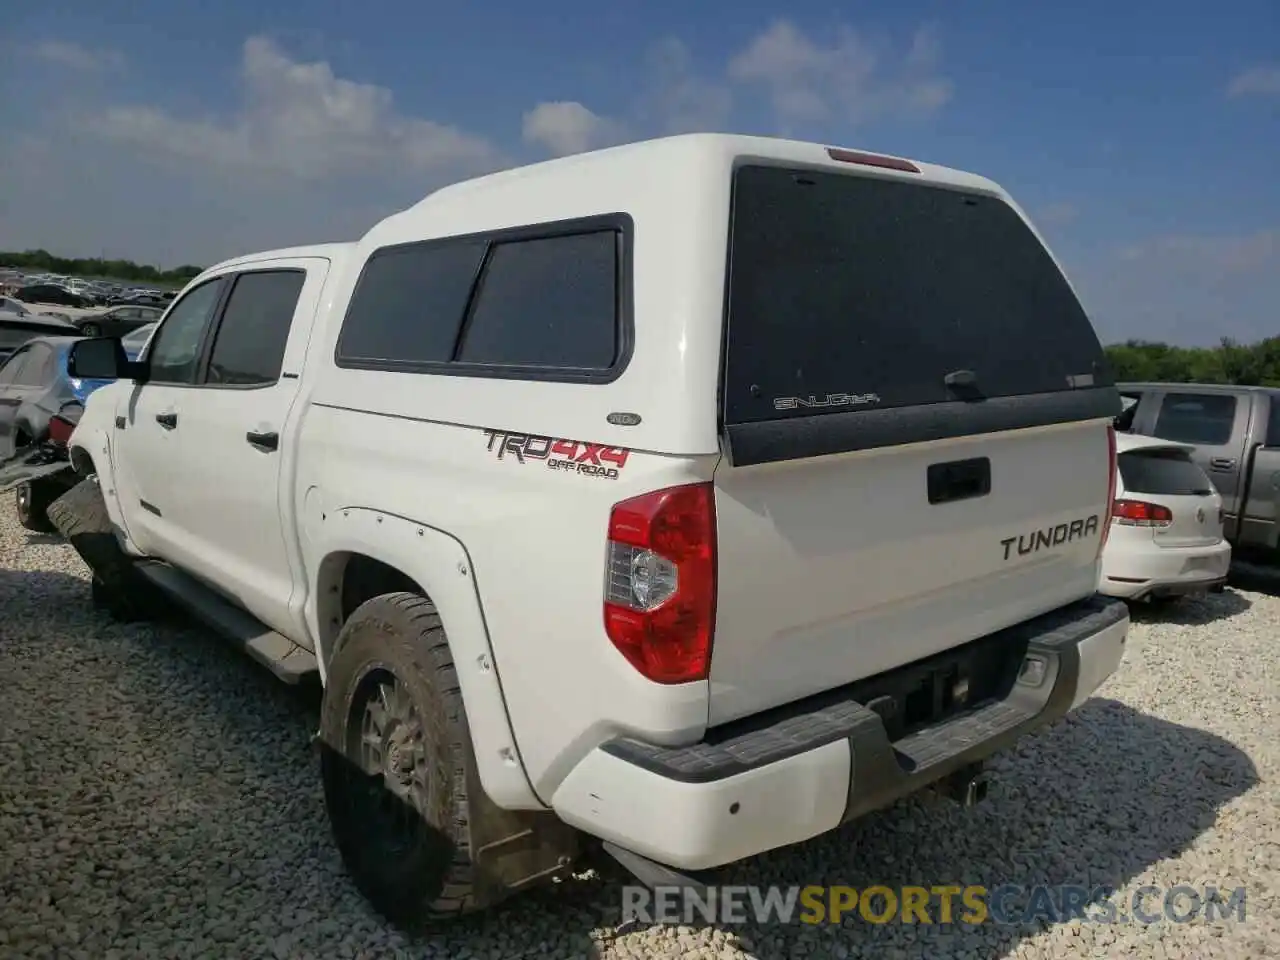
1112 499 1174 528
603 482 717 684
46 412 79 446
1098 425 1118 557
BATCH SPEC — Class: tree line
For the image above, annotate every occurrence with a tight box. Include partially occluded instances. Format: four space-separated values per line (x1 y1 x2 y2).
1105 337 1280 387
0 249 203 287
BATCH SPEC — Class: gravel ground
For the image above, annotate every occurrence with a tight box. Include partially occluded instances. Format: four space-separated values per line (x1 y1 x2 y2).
1 500 1276 959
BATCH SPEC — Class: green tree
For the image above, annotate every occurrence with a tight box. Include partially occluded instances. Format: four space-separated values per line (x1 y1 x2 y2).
1104 336 1280 386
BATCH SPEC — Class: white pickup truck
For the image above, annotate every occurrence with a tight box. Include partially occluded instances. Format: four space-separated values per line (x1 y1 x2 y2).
49 134 1129 929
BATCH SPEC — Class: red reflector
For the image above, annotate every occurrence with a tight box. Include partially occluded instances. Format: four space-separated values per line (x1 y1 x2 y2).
1112 499 1173 526
604 482 717 684
47 415 76 446
826 147 920 174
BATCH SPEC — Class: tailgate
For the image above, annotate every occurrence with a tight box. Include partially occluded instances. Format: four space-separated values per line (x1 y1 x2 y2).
711 422 1111 723
708 159 1118 724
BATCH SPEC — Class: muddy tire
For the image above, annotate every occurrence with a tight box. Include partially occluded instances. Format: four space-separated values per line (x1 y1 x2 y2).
15 480 58 533
319 592 481 929
47 477 162 622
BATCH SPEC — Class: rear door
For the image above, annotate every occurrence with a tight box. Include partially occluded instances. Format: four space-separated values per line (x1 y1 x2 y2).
710 162 1119 724
1240 395 1280 548
1147 390 1250 522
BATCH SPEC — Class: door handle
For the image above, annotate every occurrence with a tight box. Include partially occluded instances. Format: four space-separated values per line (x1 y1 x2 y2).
1209 457 1236 471
246 430 279 452
155 412 177 429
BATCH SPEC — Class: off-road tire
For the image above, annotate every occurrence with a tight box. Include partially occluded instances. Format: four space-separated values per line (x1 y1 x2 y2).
15 480 58 533
47 477 162 622
320 592 480 930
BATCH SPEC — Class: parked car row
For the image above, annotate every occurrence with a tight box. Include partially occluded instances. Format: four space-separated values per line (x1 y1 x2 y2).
0 270 177 310
0 134 1263 933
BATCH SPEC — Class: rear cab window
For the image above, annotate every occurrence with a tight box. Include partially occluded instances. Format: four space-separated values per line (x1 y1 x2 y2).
1151 393 1237 446
1119 448 1215 496
720 163 1117 465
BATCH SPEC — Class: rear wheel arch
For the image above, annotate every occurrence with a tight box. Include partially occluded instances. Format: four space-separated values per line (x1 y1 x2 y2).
309 514 540 811
318 550 427 671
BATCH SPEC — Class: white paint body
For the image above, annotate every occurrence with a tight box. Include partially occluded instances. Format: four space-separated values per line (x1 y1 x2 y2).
1100 433 1231 600
69 133 1128 869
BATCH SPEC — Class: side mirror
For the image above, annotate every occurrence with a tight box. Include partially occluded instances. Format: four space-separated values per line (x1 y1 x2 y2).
68 337 144 381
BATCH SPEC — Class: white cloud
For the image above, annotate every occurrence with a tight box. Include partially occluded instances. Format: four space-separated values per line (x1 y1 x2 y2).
521 101 629 158
1227 65 1280 98
90 36 505 181
31 40 125 72
727 20 952 128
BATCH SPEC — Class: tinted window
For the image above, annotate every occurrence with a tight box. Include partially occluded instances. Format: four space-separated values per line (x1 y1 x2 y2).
1119 448 1216 496
147 279 225 385
1152 393 1236 446
723 165 1109 424
338 241 486 364
206 271 305 386
457 232 618 369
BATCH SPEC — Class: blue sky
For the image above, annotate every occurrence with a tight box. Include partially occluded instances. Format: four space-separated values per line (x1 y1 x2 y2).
0 0 1276 345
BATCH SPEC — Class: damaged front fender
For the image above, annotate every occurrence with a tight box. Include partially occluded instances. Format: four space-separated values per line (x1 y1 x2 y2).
0 401 84 494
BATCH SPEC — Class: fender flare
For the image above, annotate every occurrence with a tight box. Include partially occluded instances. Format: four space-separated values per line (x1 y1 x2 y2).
310 507 543 811
68 429 140 554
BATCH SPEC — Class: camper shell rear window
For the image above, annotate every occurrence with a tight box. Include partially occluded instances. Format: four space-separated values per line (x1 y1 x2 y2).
720 163 1119 466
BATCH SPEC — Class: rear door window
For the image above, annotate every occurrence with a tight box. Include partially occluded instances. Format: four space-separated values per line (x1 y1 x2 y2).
723 164 1111 427
204 270 305 386
1119 448 1216 496
1152 393 1236 446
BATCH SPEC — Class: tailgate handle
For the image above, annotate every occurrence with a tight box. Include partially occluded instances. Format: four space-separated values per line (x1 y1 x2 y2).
927 457 991 505
1209 457 1236 471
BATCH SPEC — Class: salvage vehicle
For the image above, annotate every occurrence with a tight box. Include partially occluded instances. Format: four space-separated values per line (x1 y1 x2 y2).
0 335 122 529
50 134 1128 929
1117 382 1280 560
1099 432 1230 601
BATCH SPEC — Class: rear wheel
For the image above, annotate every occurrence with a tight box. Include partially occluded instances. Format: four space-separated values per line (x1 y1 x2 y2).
15 480 58 533
320 592 480 929
81 322 101 336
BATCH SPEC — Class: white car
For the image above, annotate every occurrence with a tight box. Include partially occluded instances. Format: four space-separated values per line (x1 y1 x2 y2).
1100 432 1231 600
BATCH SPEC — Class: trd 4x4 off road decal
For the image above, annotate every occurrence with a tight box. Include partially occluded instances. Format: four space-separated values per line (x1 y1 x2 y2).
484 430 630 480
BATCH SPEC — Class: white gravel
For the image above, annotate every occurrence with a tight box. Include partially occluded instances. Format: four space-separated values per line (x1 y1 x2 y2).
1 499 1276 959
